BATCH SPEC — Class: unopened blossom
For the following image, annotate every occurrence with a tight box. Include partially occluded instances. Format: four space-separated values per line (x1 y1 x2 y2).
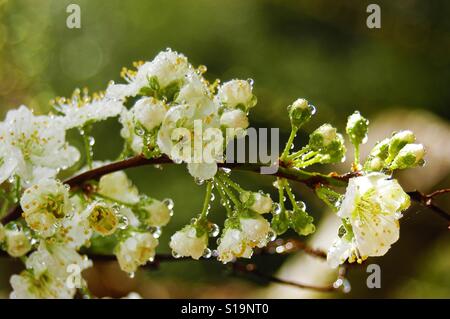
4 228 32 258
216 79 256 110
327 173 410 267
220 109 249 130
287 98 314 128
217 214 272 263
139 199 172 227
20 179 71 237
133 97 167 131
169 225 208 260
115 232 158 273
346 111 369 146
240 192 273 214
217 228 252 263
390 143 425 170
97 171 140 205
386 130 415 163
0 106 79 187
119 109 145 154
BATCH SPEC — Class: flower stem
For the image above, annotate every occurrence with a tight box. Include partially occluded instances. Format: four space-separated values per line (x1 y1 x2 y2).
277 178 286 211
80 126 93 170
214 180 233 217
287 147 309 161
218 171 245 193
352 145 360 172
215 177 240 208
199 181 213 221
280 127 298 161
285 182 300 210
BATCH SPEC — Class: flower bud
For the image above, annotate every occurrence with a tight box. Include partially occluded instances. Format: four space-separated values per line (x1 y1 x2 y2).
87 202 119 236
390 143 425 170
308 124 346 164
169 225 208 260
287 98 314 128
133 97 167 131
220 109 249 129
271 211 290 235
387 130 415 162
290 209 315 236
240 191 273 214
346 111 369 146
216 79 256 110
139 199 172 227
5 228 32 258
115 232 158 273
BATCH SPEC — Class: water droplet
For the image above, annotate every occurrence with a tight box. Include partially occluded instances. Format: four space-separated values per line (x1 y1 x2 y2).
163 198 174 210
202 248 212 258
273 203 282 215
309 104 316 115
247 78 255 86
172 250 180 259
267 231 277 242
209 224 220 237
150 227 162 238
210 193 215 202
221 167 231 174
128 272 135 279
195 178 204 186
296 201 306 211
88 136 95 146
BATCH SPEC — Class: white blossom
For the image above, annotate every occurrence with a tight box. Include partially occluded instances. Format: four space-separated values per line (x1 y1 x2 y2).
55 90 123 129
169 225 208 260
240 192 273 214
220 109 249 130
4 227 32 258
133 97 167 131
0 106 79 187
115 232 158 273
20 179 71 237
216 79 256 110
10 270 74 299
327 173 410 267
217 214 272 263
106 49 191 99
97 171 140 205
140 199 172 227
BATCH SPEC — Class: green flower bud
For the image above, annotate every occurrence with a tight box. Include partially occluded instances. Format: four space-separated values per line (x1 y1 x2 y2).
271 211 290 235
390 143 425 170
308 124 346 164
4 227 32 258
346 111 369 146
240 191 273 215
363 138 390 171
290 209 315 236
287 98 315 128
387 130 415 162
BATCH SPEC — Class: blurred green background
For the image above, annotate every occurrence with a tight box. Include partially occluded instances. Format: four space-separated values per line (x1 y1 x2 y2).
0 0 449 298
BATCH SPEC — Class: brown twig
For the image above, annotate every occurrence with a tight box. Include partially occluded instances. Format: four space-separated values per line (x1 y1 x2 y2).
2 155 448 224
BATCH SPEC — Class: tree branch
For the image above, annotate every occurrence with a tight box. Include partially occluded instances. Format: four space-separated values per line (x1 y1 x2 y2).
2 155 449 224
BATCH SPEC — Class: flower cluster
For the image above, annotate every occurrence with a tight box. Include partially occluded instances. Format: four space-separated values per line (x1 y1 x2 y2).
0 49 427 298
111 49 255 180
